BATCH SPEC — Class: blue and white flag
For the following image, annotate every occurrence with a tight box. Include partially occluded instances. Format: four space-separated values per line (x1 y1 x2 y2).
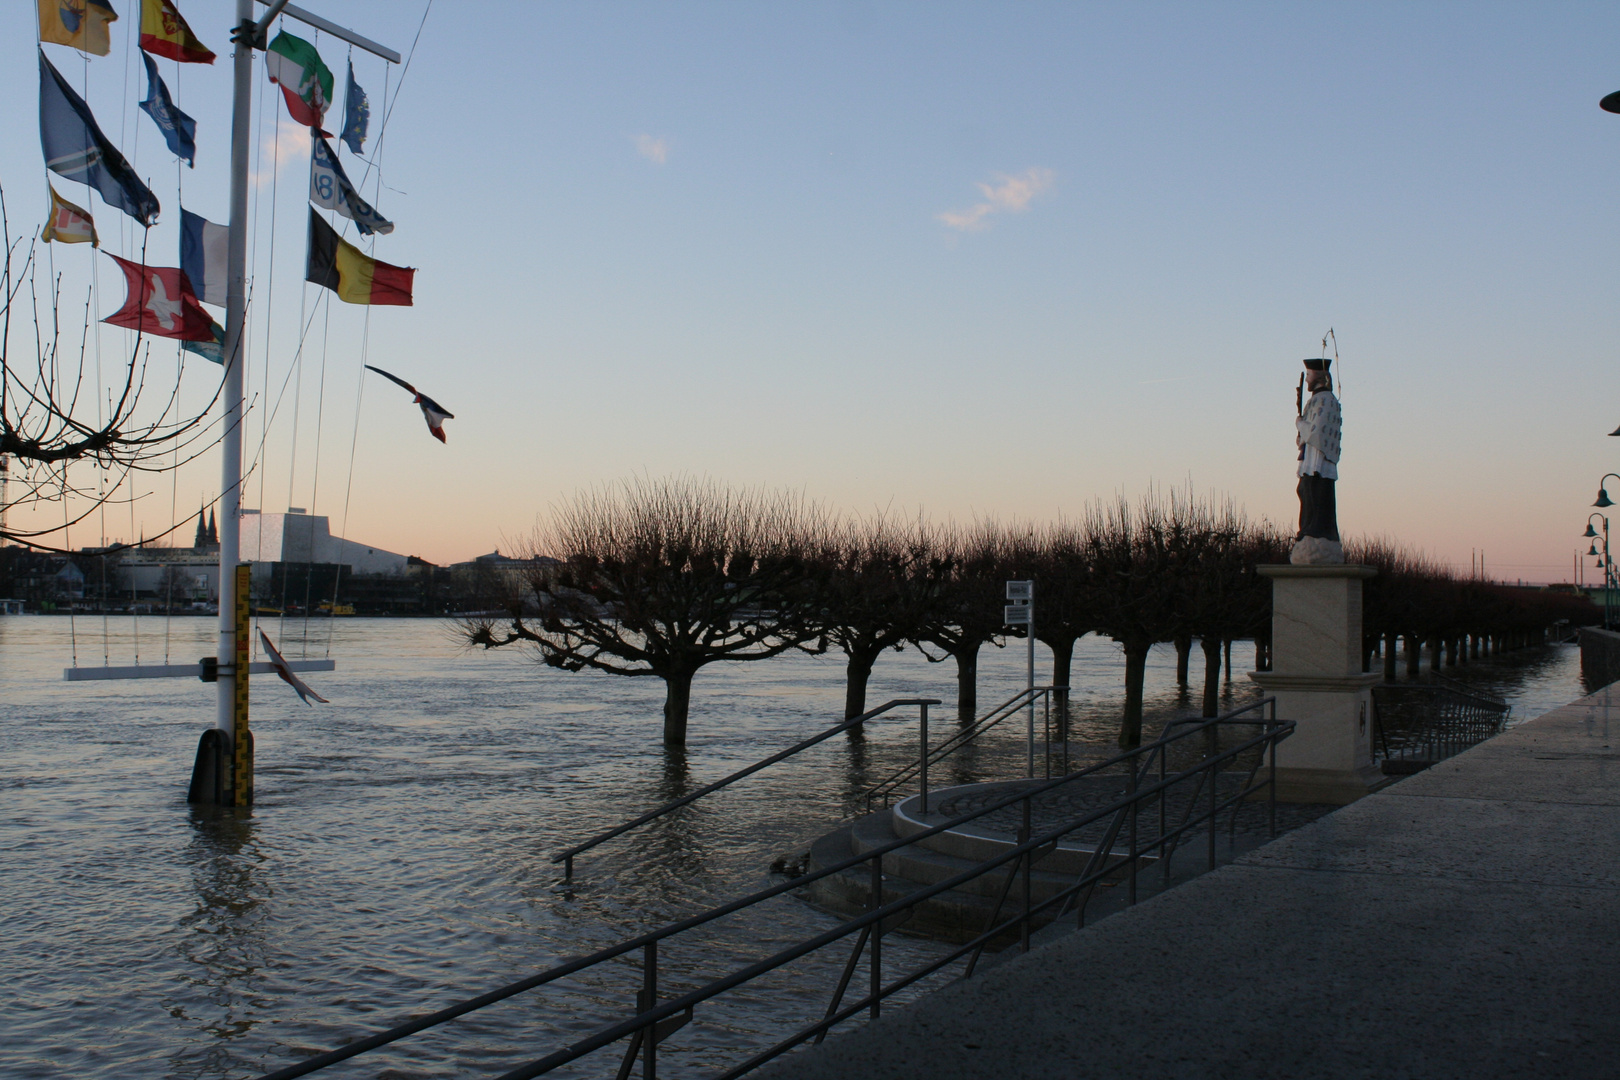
310 134 392 235
38 51 160 226
138 53 197 167
180 208 228 306
181 317 226 365
340 61 369 156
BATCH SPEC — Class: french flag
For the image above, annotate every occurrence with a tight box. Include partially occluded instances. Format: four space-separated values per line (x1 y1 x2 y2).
180 208 228 307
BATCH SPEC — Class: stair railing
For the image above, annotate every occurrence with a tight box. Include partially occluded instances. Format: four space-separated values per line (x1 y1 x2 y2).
553 697 942 877
864 685 1068 810
250 699 1291 1080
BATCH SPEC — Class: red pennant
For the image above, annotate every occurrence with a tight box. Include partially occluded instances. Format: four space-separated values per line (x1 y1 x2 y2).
102 255 217 342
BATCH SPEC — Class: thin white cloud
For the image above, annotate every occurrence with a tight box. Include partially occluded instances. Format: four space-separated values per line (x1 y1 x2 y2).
252 117 314 189
633 134 670 165
938 167 1055 232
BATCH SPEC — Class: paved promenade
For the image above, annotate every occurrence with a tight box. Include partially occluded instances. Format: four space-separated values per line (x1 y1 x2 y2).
763 687 1620 1080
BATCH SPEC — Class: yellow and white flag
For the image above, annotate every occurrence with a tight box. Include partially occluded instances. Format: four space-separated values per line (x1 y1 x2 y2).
41 186 98 247
38 1 119 58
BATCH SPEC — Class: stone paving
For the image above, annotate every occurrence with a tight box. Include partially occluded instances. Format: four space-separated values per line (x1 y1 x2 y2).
760 687 1620 1080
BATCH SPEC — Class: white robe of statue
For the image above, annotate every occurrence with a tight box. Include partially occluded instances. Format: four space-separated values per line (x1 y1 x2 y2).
1296 390 1341 480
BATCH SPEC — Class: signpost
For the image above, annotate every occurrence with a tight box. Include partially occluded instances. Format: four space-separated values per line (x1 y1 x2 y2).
1006 580 1034 777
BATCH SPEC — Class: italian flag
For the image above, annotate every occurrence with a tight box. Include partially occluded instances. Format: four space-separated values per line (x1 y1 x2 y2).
266 32 332 129
305 211 413 306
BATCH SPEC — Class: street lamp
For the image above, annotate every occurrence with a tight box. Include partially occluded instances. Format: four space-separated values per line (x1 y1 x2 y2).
1586 512 1613 630
1595 474 1620 509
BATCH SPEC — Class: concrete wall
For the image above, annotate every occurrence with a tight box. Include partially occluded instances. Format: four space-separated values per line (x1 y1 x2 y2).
1579 626 1620 692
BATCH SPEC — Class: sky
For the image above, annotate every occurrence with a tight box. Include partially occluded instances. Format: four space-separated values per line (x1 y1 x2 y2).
4 1 1620 582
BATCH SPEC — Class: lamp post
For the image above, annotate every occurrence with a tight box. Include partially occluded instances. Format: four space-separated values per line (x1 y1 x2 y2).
1585 508 1613 630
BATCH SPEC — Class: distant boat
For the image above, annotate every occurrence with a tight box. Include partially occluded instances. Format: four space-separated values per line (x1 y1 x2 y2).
318 601 355 616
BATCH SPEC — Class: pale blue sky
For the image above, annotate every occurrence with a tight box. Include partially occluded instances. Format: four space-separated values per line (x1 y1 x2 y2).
5 2 1620 580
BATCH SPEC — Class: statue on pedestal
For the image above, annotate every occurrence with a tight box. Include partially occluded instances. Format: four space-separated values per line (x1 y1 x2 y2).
1293 356 1342 565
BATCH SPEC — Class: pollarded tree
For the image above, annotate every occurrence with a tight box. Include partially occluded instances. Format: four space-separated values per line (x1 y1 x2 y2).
1005 520 1097 715
818 514 938 726
466 477 828 746
1083 492 1186 748
911 521 1006 724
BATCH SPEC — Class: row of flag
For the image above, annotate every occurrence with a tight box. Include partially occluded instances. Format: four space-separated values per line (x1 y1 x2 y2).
36 0 414 371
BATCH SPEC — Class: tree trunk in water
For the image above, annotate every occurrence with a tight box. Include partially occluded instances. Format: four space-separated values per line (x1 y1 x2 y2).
662 668 695 746
843 648 879 732
1119 641 1150 748
1049 635 1077 735
955 644 980 724
1174 635 1192 686
1223 639 1233 682
1384 632 1398 681
1405 634 1421 677
1201 636 1222 716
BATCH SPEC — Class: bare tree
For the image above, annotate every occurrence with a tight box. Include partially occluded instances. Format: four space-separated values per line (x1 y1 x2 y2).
911 521 1006 724
466 477 828 746
1082 493 1185 748
1010 520 1098 715
0 183 224 549
818 514 937 727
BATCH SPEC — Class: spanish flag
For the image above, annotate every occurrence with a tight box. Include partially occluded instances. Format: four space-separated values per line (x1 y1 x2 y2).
39 0 118 58
41 186 98 247
139 0 215 64
305 211 413 306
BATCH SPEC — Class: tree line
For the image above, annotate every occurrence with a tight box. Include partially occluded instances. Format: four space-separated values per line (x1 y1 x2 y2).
467 477 1594 748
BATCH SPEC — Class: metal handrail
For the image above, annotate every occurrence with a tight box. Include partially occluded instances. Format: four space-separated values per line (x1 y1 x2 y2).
1427 672 1510 712
553 697 943 876
252 699 1291 1080
863 685 1068 809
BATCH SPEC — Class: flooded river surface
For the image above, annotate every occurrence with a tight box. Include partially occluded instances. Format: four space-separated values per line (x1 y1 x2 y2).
0 616 1584 1079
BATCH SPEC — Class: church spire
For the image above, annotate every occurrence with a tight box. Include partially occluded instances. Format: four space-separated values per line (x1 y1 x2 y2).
206 509 218 546
194 505 208 548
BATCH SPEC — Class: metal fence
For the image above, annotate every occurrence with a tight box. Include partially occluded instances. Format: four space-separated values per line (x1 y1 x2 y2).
1371 676 1509 772
253 700 1292 1080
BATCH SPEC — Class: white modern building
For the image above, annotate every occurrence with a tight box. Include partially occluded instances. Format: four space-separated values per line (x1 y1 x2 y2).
239 509 410 583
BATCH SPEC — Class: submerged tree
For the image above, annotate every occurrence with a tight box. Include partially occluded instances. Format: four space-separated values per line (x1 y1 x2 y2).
818 514 937 726
912 521 1006 724
466 477 828 746
1083 493 1185 748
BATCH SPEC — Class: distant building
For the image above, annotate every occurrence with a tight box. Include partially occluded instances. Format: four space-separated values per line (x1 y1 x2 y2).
240 509 409 584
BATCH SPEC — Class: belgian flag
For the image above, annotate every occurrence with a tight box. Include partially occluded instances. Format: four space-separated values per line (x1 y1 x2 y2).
305 211 413 306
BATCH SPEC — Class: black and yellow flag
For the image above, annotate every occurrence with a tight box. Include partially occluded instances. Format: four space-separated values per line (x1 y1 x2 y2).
305 211 413 306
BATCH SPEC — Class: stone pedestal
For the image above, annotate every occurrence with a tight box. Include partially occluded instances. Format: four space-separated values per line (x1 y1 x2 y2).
1248 564 1384 804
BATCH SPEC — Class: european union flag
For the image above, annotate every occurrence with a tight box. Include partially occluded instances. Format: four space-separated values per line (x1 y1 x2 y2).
340 61 369 156
39 51 160 226
138 53 197 168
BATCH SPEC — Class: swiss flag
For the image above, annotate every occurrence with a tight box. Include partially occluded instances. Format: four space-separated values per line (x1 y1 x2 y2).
103 254 217 342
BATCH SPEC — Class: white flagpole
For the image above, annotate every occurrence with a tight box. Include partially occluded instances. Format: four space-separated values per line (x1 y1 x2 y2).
216 0 255 745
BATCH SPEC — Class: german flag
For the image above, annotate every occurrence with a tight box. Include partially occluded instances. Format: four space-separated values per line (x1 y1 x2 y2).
305 211 413 306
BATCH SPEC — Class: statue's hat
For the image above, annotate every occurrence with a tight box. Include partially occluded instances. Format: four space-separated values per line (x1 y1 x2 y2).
1302 357 1331 372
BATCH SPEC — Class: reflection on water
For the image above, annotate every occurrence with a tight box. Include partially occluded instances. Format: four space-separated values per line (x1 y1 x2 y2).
170 809 265 1079
0 617 1585 1079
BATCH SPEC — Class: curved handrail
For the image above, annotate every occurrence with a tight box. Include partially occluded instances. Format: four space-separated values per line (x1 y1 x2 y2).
864 685 1068 808
553 697 943 876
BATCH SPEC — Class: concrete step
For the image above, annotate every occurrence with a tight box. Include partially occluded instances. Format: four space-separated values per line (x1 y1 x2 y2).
848 808 1120 906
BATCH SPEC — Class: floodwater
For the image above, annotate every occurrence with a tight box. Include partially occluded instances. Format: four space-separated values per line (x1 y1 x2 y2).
0 615 1583 1079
